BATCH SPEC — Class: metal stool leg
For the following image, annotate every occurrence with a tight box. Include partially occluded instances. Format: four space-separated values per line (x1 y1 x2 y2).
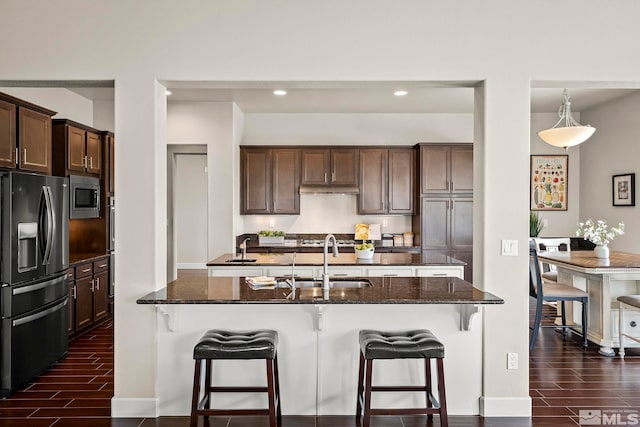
356 351 365 424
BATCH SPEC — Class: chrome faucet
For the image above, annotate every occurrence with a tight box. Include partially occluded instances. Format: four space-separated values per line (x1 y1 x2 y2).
323 234 339 290
241 237 250 260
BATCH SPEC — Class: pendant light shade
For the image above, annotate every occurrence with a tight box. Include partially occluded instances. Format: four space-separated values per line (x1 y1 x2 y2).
537 89 595 149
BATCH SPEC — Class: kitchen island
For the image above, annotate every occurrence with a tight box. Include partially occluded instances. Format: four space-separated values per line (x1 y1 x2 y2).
137 275 502 417
208 252 467 279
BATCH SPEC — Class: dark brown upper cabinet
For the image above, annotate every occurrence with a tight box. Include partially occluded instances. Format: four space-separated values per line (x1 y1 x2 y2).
53 119 102 177
103 132 115 194
0 98 16 169
0 92 56 174
419 144 473 195
358 147 414 215
241 147 300 215
301 148 358 186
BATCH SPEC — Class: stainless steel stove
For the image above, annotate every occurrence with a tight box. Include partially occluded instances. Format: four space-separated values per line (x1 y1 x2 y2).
300 239 357 247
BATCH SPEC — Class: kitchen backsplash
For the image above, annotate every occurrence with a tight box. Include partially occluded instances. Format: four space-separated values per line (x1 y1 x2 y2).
242 194 412 234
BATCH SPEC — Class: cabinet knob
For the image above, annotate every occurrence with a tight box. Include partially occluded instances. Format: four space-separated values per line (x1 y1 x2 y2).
15 148 18 165
72 285 77 299
23 149 27 164
90 280 94 292
96 277 100 290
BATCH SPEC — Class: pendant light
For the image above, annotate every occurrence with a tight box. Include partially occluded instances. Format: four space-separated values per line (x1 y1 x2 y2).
537 89 595 150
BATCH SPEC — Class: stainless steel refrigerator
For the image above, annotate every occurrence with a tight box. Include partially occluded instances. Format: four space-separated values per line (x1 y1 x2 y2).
0 171 69 397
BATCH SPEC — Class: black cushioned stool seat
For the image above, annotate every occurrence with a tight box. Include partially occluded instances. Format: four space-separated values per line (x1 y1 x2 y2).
190 329 281 427
356 329 448 427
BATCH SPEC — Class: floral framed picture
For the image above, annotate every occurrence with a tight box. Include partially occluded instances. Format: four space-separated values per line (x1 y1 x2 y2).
612 173 635 206
530 155 568 211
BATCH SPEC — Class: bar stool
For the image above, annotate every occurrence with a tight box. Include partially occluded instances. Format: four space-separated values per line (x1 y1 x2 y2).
356 329 448 427
190 329 281 427
618 295 640 358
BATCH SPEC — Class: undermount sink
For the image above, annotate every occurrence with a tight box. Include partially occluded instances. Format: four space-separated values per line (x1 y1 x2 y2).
225 258 257 263
279 278 373 289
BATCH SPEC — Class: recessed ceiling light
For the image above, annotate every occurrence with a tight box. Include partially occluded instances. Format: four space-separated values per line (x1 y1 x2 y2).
165 90 172 96
394 90 408 97
273 89 287 96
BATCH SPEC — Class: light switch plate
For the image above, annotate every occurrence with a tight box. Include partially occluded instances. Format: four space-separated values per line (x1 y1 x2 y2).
501 240 518 256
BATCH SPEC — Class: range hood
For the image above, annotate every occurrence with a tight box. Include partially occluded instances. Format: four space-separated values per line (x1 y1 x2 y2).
299 184 360 195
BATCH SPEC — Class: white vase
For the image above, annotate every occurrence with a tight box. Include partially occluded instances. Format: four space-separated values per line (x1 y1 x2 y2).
594 245 609 259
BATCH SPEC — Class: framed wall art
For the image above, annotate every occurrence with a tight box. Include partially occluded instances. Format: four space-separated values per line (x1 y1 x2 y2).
530 155 568 211
612 173 635 206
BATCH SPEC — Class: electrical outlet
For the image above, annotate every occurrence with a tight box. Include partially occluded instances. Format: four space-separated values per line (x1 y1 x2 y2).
382 219 388 227
268 219 275 227
507 352 518 370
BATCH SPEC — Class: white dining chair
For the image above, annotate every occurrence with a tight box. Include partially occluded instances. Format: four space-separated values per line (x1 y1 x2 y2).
532 237 571 283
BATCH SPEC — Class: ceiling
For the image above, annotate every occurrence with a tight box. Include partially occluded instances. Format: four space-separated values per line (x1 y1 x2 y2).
13 80 638 114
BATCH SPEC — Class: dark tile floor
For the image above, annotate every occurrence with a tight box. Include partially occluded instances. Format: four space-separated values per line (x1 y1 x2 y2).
1 293 638 426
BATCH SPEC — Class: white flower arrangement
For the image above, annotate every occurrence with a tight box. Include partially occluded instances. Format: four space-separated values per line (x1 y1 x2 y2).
576 219 625 246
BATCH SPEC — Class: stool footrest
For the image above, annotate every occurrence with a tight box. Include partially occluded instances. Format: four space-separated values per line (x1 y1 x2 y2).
206 386 269 393
371 385 428 392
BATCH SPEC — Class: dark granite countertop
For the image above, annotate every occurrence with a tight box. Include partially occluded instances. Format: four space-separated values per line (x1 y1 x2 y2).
207 252 465 267
69 252 109 265
137 276 502 305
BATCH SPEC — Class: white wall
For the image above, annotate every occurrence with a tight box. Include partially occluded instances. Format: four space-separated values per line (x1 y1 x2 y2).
4 0 640 418
243 194 412 234
530 113 581 237
166 101 237 259
242 113 473 145
0 87 94 124
94 100 115 132
580 93 640 253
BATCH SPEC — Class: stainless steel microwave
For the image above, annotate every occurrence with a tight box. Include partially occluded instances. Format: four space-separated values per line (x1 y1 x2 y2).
69 175 100 219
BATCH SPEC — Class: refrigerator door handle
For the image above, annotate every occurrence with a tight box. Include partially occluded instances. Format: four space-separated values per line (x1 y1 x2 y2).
12 298 68 327
13 273 67 295
41 186 55 265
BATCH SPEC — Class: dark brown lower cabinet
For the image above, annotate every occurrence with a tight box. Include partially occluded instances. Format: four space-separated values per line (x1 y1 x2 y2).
68 256 111 340
419 196 473 280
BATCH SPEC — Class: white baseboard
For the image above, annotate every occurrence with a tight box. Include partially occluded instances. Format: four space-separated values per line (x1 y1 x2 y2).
177 263 207 269
111 397 159 418
480 396 531 417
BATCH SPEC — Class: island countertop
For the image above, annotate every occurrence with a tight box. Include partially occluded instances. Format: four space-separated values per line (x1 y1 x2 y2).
137 276 503 305
206 252 465 267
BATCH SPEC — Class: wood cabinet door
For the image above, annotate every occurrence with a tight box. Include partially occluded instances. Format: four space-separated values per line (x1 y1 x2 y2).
86 131 102 175
450 197 473 251
272 148 300 214
451 250 473 282
358 148 386 214
451 146 473 193
0 99 16 169
241 148 272 214
108 136 114 193
75 276 94 331
18 108 51 174
92 271 109 322
67 125 86 172
330 149 358 185
420 145 450 194
388 148 414 214
301 149 330 185
68 281 76 334
421 197 450 250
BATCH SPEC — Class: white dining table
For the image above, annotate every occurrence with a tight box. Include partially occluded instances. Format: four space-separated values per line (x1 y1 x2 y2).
537 250 640 356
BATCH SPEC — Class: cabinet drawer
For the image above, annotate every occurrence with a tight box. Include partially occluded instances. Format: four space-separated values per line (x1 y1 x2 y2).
75 262 93 278
415 268 463 279
93 258 109 274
